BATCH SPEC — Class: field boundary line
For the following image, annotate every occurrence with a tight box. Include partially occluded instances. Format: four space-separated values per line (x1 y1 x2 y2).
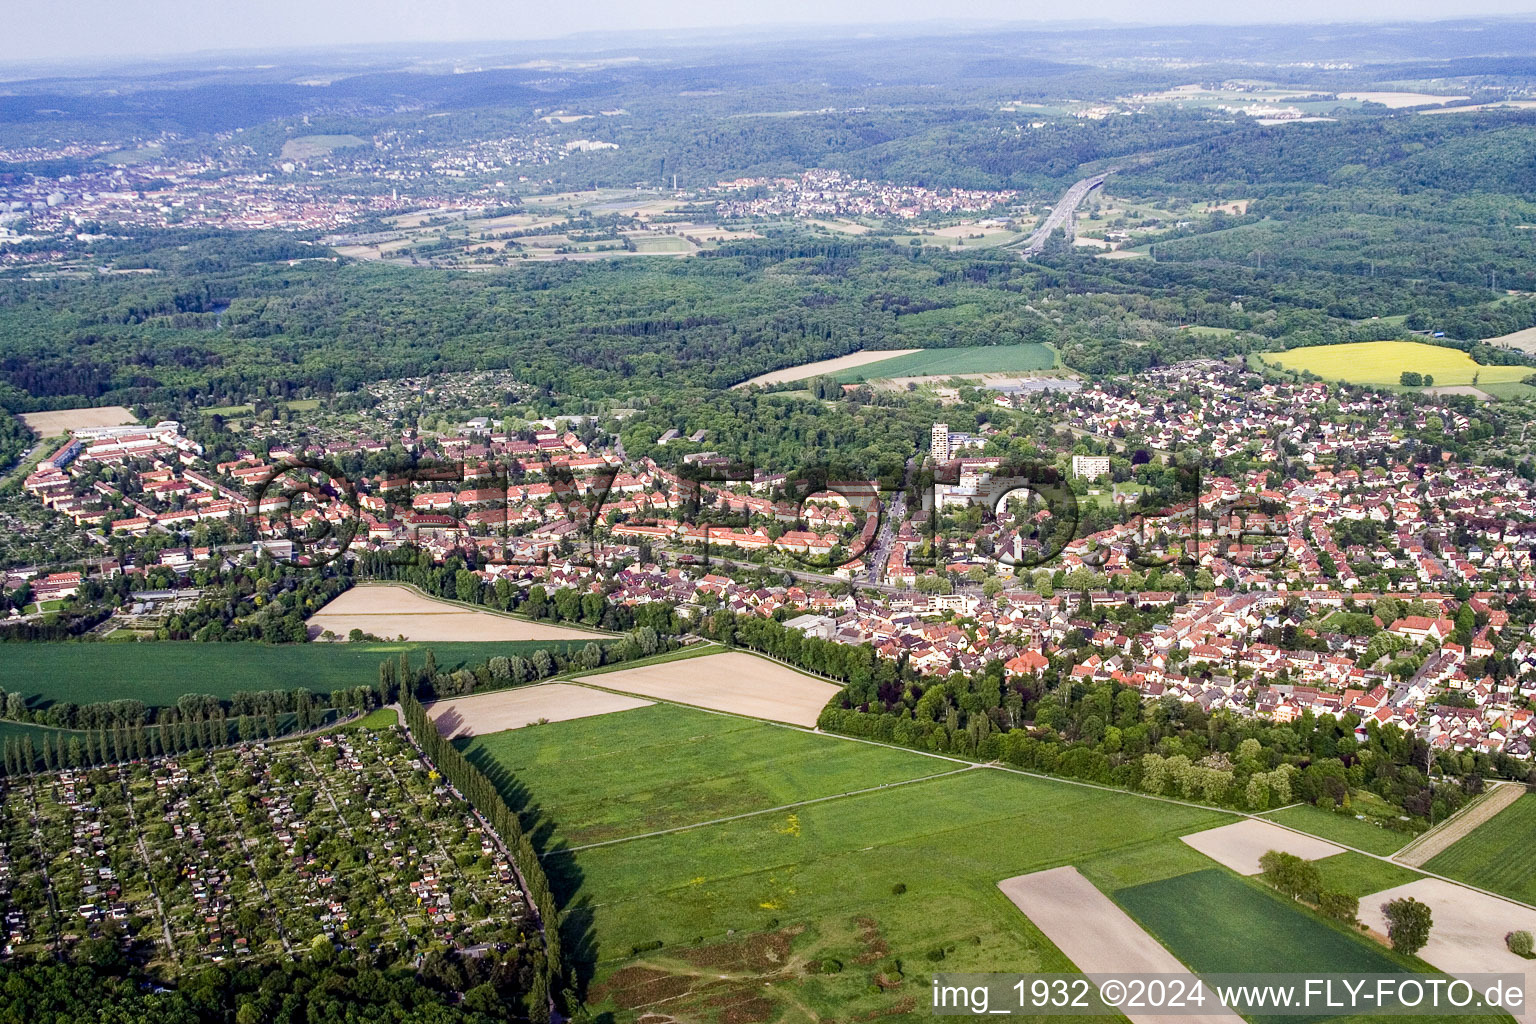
1391 780 1522 865
544 765 980 856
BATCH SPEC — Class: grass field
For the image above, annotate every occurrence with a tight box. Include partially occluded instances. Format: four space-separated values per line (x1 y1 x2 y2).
565 769 1225 1021
1425 792 1536 904
467 701 1230 1021
1114 869 1418 1023
351 707 402 731
1475 380 1536 400
460 703 957 849
203 398 321 416
1313 851 1423 898
630 235 692 253
829 343 1058 382
96 145 165 165
280 134 367 160
1261 803 1415 856
1260 341 1532 389
0 640 584 708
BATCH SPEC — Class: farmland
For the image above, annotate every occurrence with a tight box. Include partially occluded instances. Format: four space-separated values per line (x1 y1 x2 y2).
0 640 585 709
733 348 919 388
1424 792 1536 904
16 406 137 436
1313 852 1423 898
828 343 1059 382
572 650 841 727
428 682 652 740
1486 325 1536 355
334 190 761 269
997 865 1246 1024
1113 870 1417 1022
1179 818 1343 875
1397 783 1524 866
460 695 1517 1024
307 584 604 642
1259 341 1532 390
563 769 1226 1021
466 700 1231 1021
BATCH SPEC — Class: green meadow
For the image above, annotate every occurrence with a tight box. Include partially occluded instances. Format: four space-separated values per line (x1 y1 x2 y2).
1261 802 1414 856
1426 793 1536 904
459 702 958 848
469 702 1232 1022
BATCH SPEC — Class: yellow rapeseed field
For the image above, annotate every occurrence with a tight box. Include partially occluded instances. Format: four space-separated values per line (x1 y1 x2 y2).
1261 341 1531 388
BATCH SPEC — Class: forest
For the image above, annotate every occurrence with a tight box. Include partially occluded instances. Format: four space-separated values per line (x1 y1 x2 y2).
0 956 530 1024
5 219 1533 420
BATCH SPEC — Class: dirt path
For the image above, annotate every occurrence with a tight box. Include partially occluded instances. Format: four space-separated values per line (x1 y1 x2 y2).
204 759 293 953
119 771 177 960
21 780 63 957
1394 782 1523 866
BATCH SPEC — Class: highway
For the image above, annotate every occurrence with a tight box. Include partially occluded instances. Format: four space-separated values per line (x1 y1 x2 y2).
1016 172 1108 257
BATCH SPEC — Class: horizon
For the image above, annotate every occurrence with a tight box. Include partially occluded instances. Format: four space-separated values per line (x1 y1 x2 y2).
7 2 1536 68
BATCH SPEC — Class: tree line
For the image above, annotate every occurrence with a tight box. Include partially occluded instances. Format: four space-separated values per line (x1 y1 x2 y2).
690 606 1522 827
400 689 563 1021
376 625 672 703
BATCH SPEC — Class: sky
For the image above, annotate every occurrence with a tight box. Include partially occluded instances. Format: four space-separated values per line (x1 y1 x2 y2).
7 0 1536 63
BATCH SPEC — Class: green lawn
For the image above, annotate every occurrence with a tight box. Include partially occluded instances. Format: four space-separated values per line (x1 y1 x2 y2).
350 707 403 731
95 145 166 165
280 134 367 160
203 398 322 416
630 235 693 253
1425 792 1536 904
830 343 1058 381
468 703 1230 1022
0 640 584 708
1262 803 1415 856
1114 870 1443 1024
1477 381 1536 400
459 702 958 849
1314 851 1423 898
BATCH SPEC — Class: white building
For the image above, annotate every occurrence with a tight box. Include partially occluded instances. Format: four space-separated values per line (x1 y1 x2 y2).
1072 454 1111 480
931 422 950 463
